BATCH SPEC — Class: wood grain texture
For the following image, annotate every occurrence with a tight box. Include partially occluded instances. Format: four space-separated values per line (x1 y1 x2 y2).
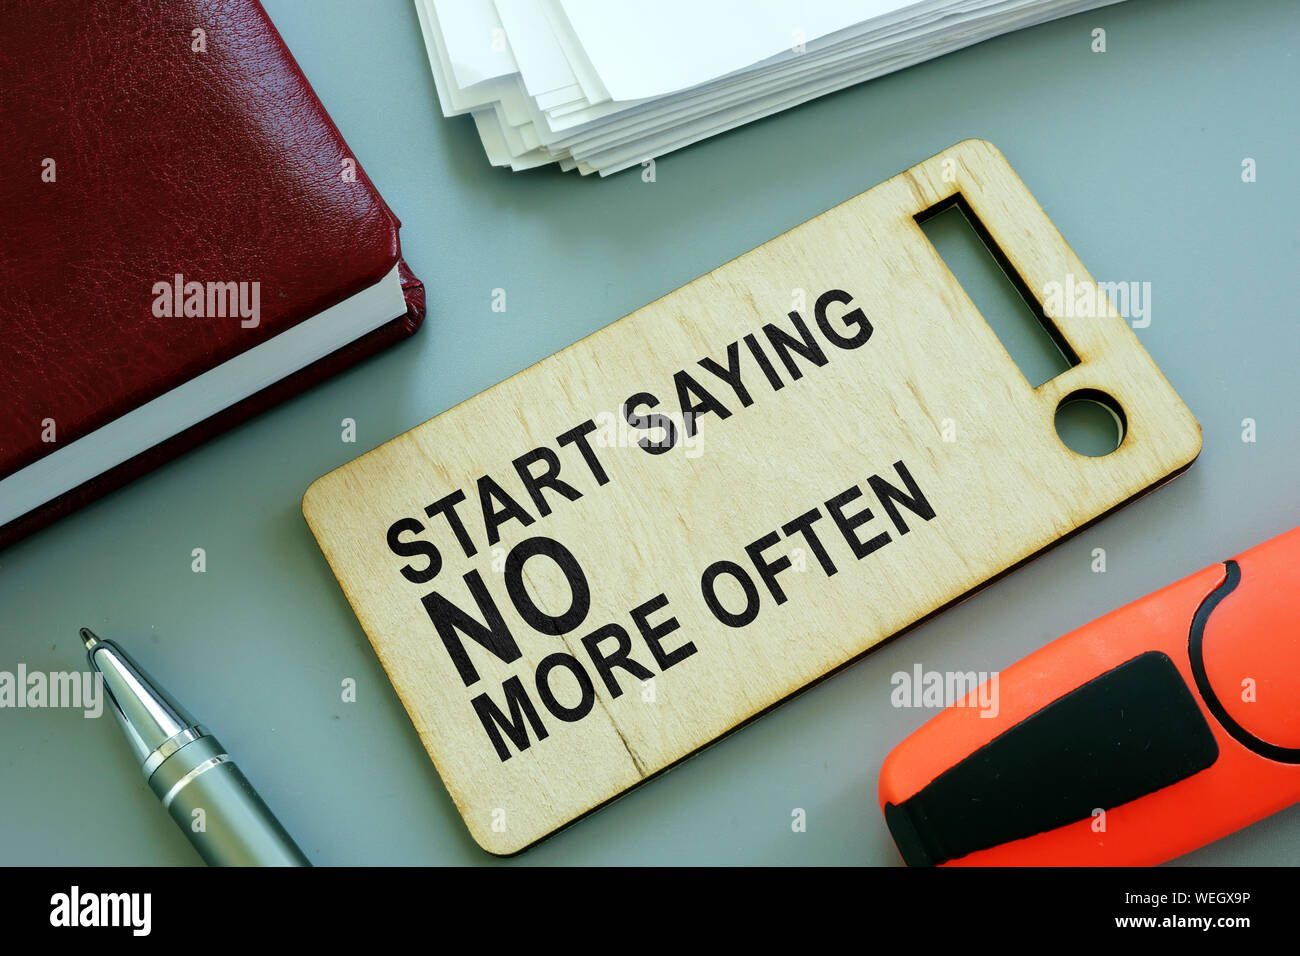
303 140 1200 854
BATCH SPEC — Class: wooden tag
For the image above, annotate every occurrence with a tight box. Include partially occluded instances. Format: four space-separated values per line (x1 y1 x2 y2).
303 140 1200 854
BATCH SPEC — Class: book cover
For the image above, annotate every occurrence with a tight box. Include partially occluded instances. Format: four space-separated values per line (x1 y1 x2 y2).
0 0 426 551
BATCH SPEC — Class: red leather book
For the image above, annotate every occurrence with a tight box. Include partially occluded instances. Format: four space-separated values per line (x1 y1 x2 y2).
0 0 426 551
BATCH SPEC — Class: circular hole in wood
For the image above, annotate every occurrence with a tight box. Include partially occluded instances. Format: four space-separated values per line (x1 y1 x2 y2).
1054 389 1126 457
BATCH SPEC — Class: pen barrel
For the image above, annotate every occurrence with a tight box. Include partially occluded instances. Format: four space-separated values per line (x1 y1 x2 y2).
148 734 310 867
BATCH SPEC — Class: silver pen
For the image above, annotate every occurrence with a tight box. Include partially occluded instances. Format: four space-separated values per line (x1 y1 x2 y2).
81 628 310 866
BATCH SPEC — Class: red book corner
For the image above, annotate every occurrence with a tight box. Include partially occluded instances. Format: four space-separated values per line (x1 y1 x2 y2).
0 0 426 551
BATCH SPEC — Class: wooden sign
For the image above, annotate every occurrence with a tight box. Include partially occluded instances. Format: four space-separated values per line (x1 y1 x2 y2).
303 140 1201 854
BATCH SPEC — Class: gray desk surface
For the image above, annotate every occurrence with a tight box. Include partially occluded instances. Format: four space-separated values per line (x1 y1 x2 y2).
2 0 1297 866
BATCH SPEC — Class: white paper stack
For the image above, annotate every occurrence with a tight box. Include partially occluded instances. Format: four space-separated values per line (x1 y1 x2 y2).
415 0 1124 177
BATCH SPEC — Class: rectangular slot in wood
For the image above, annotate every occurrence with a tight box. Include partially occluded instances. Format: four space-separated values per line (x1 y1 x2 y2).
917 195 1079 388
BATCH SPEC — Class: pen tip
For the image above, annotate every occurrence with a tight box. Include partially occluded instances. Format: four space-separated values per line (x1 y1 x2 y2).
79 627 100 649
